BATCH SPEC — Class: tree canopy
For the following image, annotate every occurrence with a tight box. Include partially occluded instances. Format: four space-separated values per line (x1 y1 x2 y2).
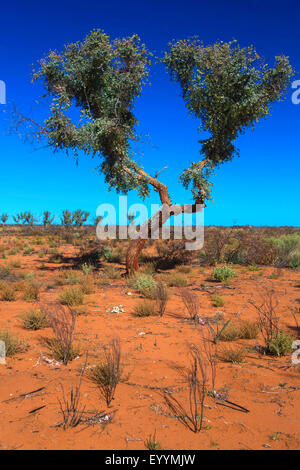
31 30 151 197
163 39 294 202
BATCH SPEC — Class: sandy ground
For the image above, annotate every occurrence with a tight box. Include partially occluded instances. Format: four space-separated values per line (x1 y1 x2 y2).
0 236 299 450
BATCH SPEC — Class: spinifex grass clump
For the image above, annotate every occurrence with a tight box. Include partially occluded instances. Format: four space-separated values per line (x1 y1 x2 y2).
213 266 236 283
22 280 40 301
59 286 84 306
133 300 156 317
44 304 79 365
0 329 26 357
22 308 48 330
89 337 122 407
0 281 17 301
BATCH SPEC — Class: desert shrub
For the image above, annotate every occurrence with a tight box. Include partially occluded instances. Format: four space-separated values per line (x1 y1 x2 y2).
22 280 40 301
180 288 200 322
239 320 259 339
220 323 241 341
59 270 80 285
103 248 113 262
23 245 34 256
139 262 156 274
0 282 17 301
265 233 300 267
128 273 157 298
100 266 121 280
89 337 122 407
288 248 300 268
166 272 188 287
163 345 207 433
0 329 25 356
250 286 280 350
22 308 48 330
212 294 225 307
109 248 124 263
176 265 193 274
200 228 233 265
154 283 169 317
44 304 79 364
59 286 84 306
219 346 246 363
213 266 236 282
0 266 11 279
156 240 193 269
133 300 157 317
267 331 294 356
78 274 94 294
81 262 93 275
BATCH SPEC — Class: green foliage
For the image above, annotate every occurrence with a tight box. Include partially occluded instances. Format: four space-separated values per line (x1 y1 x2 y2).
1 214 8 224
163 39 293 201
61 210 73 227
265 233 300 267
31 30 151 197
72 209 89 227
128 273 157 298
267 331 294 356
43 210 54 226
13 212 35 225
213 265 236 282
212 294 225 307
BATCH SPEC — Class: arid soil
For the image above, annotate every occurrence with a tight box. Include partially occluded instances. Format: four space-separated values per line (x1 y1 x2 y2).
0 231 299 450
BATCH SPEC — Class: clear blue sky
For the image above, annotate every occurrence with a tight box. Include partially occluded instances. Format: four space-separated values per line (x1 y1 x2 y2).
0 0 299 226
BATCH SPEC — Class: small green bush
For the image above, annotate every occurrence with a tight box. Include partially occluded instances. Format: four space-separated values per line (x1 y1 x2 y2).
128 274 157 298
213 266 236 282
212 294 225 307
267 331 294 356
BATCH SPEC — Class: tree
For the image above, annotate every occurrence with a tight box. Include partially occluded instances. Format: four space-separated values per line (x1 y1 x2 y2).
72 209 90 227
1 214 8 225
43 210 55 226
13 212 35 225
14 31 293 272
61 210 73 227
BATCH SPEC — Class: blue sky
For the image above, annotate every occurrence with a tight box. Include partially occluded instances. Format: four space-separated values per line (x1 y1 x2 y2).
0 0 299 226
